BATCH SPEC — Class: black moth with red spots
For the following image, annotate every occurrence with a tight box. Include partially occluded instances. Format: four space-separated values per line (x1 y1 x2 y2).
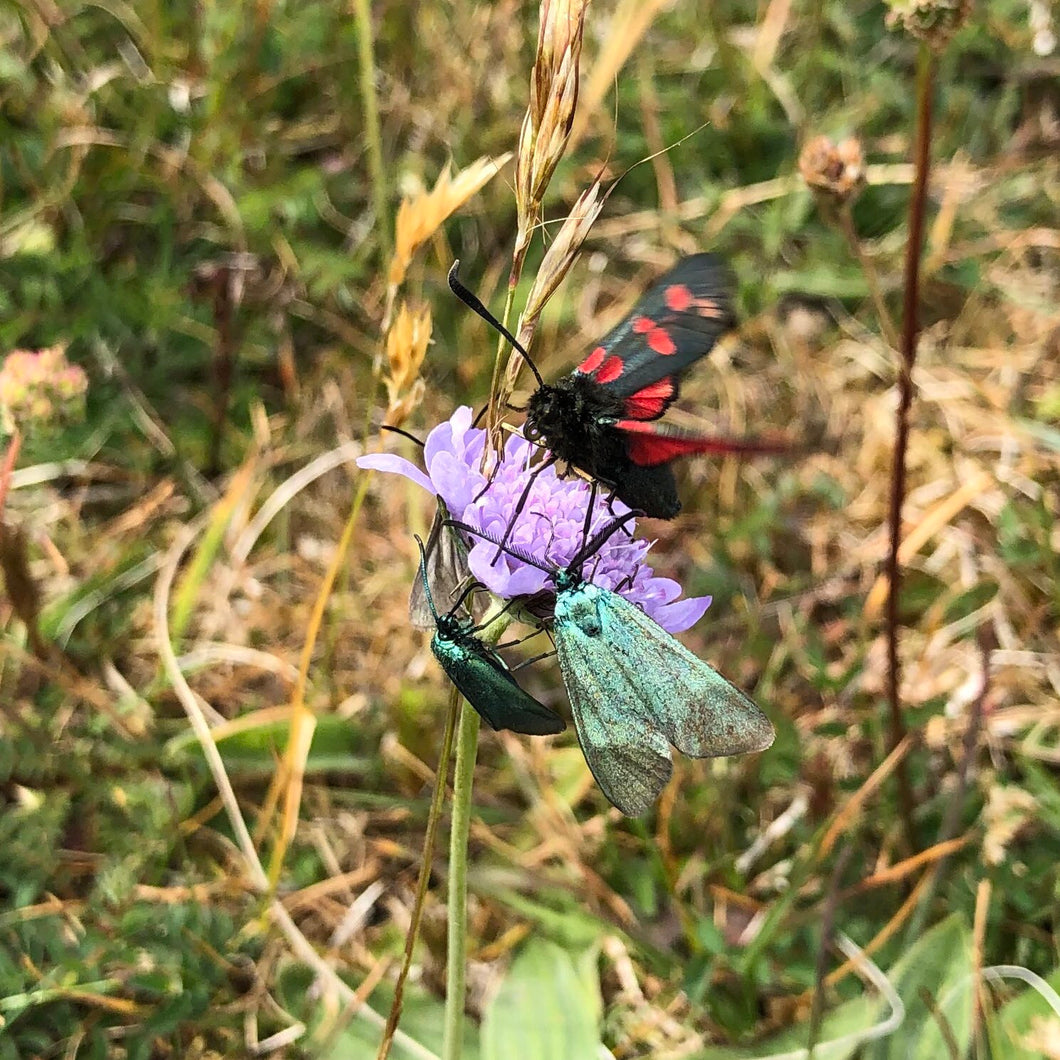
523 253 739 518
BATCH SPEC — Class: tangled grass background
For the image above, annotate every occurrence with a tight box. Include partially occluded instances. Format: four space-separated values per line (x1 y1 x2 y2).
2 1 1060 1057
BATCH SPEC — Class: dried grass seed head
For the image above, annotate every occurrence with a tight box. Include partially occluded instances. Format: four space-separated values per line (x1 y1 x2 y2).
389 154 512 289
383 302 432 427
517 180 605 349
515 0 590 228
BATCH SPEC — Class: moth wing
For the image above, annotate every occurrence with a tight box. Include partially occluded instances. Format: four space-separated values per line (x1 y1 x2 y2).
572 254 735 405
605 593 775 758
433 634 566 737
409 503 474 630
614 419 789 468
554 586 673 816
595 457 680 520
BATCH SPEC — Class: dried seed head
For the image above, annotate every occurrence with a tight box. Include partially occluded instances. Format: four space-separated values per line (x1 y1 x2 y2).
982 783 1037 866
885 0 973 49
517 181 605 350
389 155 511 290
798 135 866 203
514 0 591 233
383 302 432 427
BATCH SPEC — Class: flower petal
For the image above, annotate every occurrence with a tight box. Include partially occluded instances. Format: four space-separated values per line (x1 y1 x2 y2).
432 452 484 514
357 454 436 495
467 541 548 597
650 594 713 635
424 404 470 469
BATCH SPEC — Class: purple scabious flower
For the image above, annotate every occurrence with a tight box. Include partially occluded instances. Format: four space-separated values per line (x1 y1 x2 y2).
357 407 711 634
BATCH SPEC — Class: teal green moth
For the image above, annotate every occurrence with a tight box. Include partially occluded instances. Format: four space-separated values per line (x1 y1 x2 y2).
445 516 774 816
415 536 565 737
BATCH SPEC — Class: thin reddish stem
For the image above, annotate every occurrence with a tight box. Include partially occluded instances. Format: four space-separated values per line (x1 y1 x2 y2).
886 44 935 851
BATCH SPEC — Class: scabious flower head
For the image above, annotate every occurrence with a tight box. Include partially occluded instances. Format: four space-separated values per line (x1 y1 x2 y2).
358 407 711 634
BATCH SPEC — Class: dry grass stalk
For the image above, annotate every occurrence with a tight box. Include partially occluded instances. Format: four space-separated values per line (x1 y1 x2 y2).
514 0 590 256
382 301 432 427
514 180 605 354
568 0 670 151
486 0 592 445
387 153 512 292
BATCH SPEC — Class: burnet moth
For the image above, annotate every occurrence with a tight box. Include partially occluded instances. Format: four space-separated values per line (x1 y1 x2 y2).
450 254 783 519
415 536 566 737
444 514 774 817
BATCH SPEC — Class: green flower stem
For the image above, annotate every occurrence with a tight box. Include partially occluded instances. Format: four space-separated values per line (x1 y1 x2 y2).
441 602 511 1060
441 697 480 1060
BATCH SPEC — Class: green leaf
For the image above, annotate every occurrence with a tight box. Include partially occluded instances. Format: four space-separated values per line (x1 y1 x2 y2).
690 994 880 1060
163 713 372 775
986 967 1060 1060
481 939 602 1060
318 982 479 1060
879 914 972 1060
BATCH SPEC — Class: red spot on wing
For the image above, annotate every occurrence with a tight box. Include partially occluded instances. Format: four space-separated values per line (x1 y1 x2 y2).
623 379 675 420
578 345 606 374
665 284 693 311
632 316 654 334
594 355 625 384
647 326 676 355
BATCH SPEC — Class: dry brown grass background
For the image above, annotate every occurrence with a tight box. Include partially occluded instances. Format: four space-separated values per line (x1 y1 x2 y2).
2 0 1060 1057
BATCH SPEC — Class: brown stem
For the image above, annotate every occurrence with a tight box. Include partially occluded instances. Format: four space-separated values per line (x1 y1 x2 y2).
886 44 935 853
0 427 21 520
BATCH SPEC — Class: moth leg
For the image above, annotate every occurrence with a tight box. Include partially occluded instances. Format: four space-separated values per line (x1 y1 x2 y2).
580 479 599 548
601 482 634 538
494 625 549 650
510 649 557 671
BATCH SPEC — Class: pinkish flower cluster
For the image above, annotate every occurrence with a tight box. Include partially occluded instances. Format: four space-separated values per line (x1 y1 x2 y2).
0 345 88 433
358 406 711 634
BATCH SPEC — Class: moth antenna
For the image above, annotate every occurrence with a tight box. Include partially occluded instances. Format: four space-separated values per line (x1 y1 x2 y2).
413 535 439 622
448 260 545 388
381 424 425 448
569 510 639 572
444 519 553 574
448 578 486 620
470 593 523 634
